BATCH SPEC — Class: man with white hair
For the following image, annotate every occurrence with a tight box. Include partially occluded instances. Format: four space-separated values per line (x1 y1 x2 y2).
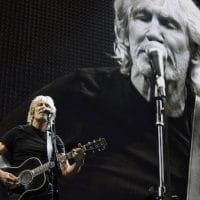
0 95 85 199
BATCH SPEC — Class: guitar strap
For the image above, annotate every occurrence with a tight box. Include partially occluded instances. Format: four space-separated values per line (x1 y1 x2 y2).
47 130 53 162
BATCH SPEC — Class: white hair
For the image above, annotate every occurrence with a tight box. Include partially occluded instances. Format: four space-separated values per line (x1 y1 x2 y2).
27 95 56 124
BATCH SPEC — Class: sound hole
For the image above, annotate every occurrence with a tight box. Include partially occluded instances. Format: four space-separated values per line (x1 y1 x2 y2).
19 170 33 185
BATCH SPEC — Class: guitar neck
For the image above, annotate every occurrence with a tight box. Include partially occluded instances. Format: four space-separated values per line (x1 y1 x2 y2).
31 150 77 177
60 138 107 162
59 148 84 163
31 150 79 177
32 161 55 177
31 138 107 177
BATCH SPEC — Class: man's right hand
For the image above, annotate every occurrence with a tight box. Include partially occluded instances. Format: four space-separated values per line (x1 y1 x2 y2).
0 170 19 185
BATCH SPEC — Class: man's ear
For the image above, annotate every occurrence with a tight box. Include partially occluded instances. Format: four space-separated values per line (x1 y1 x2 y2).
123 37 129 47
31 108 35 121
115 23 130 47
120 32 129 47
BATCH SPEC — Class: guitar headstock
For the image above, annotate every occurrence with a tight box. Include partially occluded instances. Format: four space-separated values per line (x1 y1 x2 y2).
83 138 107 153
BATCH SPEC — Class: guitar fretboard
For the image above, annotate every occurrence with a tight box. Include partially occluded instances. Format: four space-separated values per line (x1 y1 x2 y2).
32 161 55 177
29 138 106 177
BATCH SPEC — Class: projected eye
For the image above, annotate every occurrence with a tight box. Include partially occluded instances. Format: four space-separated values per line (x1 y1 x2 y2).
135 13 150 22
160 18 180 30
131 10 152 23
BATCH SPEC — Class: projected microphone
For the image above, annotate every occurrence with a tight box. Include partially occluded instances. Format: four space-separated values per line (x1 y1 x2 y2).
146 43 167 97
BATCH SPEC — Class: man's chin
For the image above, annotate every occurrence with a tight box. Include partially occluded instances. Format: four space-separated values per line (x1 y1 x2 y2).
37 117 48 123
132 58 153 78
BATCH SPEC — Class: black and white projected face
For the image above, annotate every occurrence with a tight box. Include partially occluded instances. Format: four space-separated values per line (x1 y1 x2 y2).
127 0 190 82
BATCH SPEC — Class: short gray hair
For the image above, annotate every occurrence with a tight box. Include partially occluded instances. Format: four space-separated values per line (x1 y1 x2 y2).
27 95 56 124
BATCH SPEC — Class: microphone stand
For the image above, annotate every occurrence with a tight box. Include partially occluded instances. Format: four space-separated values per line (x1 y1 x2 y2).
46 115 60 200
147 46 178 200
154 75 166 200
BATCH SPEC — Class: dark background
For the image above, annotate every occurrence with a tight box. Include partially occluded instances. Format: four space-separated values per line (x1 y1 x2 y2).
0 0 116 121
0 0 200 121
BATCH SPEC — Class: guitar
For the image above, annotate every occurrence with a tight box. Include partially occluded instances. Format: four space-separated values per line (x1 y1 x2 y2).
1 138 107 200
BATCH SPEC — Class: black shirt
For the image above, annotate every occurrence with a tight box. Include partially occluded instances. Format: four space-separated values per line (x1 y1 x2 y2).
0 124 64 166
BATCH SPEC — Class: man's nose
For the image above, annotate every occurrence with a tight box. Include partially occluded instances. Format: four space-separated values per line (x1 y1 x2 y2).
145 17 164 43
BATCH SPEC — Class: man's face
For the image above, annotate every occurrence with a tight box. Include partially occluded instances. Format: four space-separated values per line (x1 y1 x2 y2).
33 101 52 123
127 0 190 82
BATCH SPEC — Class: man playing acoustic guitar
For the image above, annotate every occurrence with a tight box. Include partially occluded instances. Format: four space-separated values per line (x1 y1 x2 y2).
0 95 85 200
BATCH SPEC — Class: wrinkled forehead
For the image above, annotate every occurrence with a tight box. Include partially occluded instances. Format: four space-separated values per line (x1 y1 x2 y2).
130 0 180 10
36 100 46 104
130 0 185 24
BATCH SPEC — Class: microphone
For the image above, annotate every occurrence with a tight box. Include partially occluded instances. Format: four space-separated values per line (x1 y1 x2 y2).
145 43 167 97
43 109 52 115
